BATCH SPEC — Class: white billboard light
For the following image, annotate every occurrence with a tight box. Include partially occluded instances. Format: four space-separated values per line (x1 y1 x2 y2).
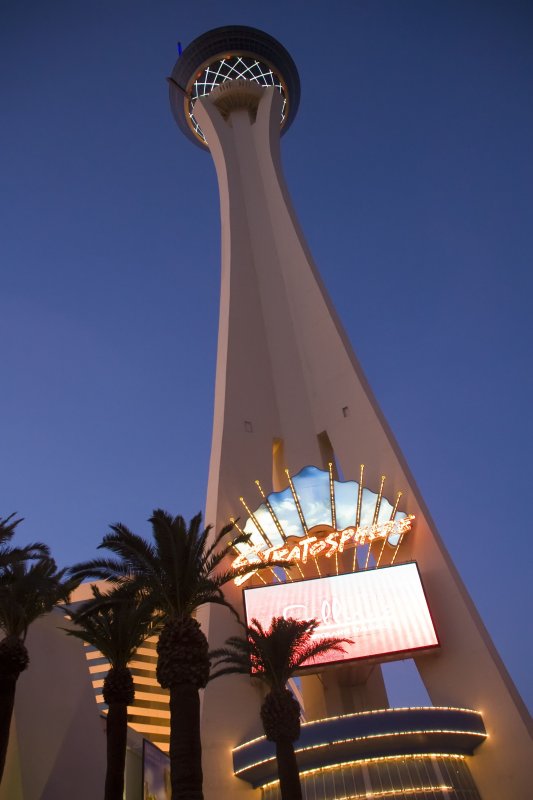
243 562 439 669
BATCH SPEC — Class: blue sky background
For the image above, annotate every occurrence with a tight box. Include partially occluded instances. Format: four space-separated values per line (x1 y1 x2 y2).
1 1 531 712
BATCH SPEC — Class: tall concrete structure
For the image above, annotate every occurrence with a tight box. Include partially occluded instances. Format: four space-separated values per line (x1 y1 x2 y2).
169 26 532 800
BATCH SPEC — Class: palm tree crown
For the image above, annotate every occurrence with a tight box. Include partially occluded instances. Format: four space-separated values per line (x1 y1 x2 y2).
69 510 244 619
66 586 159 671
0 557 76 641
210 616 350 689
0 514 50 573
210 617 351 800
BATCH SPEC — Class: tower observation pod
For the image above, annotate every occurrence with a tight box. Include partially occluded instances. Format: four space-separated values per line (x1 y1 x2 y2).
169 26 532 800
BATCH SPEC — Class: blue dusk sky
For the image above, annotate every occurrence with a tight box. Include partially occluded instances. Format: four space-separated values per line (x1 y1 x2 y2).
1 1 532 713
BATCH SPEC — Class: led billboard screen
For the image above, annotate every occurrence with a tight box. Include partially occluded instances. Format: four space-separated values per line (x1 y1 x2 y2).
142 739 170 800
243 562 438 669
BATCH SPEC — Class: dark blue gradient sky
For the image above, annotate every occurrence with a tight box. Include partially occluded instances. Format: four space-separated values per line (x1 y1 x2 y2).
1 1 532 712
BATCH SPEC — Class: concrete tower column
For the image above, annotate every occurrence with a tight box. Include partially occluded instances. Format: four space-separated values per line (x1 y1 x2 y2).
169 27 532 800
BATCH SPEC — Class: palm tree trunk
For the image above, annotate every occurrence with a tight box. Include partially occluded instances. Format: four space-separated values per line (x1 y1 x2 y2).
169 683 203 800
0 675 17 783
104 701 128 800
275 738 302 800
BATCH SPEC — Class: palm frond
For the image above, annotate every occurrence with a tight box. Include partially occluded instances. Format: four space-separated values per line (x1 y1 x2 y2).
187 591 242 622
292 636 350 669
65 585 158 669
208 665 251 682
68 510 243 626
0 557 78 639
210 616 352 692
0 513 23 540
201 521 233 565
68 557 134 582
0 514 50 569
101 524 159 575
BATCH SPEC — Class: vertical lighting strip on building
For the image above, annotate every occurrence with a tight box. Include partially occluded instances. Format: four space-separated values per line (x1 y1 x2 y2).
328 462 337 529
390 513 408 566
376 491 402 568
230 516 278 584
229 519 268 586
285 470 308 534
256 479 304 579
328 462 339 575
255 480 286 541
285 469 322 577
353 464 365 572
372 476 386 525
239 496 273 547
240 494 293 581
365 475 386 570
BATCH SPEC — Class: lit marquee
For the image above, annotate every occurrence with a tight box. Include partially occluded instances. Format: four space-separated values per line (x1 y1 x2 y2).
230 465 414 586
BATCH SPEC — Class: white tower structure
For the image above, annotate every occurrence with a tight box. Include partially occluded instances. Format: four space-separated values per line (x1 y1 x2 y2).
169 26 531 800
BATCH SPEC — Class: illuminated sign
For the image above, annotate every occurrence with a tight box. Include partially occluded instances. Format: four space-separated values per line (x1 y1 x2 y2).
243 562 439 668
231 465 414 585
232 516 414 585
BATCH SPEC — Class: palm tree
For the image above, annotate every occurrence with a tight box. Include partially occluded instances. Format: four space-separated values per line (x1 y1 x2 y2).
0 555 78 782
210 616 351 800
0 513 50 568
65 586 159 800
69 510 249 800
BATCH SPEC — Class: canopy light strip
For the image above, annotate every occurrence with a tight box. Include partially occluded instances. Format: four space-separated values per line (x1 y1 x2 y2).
259 752 466 789
234 730 487 773
233 707 483 751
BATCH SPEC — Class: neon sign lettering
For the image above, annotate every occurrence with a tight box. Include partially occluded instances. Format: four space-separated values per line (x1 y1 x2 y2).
233 515 414 585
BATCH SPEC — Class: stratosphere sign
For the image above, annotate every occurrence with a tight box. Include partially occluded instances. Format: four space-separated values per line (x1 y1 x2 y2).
232 515 414 585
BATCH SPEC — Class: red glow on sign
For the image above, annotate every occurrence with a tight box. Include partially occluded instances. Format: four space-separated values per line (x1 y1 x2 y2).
243 562 438 669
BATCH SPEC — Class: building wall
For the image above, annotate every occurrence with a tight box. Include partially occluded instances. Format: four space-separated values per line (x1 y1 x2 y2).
0 608 106 800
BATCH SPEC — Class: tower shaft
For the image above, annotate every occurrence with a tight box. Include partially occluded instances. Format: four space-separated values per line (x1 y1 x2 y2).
193 85 531 799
